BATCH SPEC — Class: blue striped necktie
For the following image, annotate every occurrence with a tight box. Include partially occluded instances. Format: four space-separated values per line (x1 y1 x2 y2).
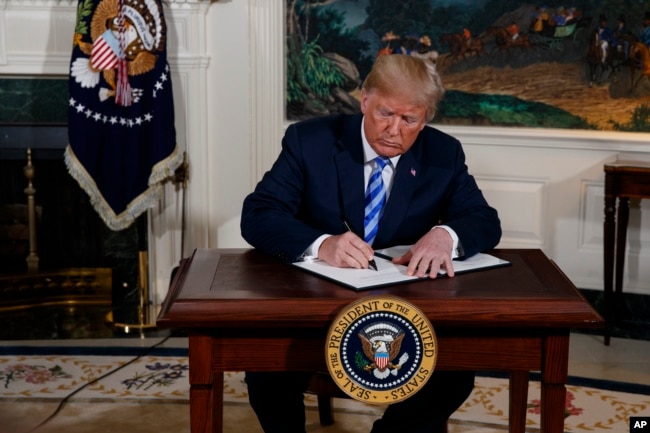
364 157 390 245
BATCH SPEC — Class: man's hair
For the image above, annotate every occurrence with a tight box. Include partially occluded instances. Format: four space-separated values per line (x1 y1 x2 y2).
361 54 445 122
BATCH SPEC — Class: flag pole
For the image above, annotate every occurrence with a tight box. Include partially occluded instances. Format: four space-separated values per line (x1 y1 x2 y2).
105 213 156 338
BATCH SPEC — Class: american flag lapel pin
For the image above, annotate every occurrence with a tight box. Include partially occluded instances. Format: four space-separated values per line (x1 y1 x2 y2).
410 167 417 177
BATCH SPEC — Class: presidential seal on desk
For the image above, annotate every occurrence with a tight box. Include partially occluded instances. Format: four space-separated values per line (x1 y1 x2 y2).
325 295 437 404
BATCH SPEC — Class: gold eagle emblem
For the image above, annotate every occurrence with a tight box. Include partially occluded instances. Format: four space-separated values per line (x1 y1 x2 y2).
70 0 165 103
359 323 409 379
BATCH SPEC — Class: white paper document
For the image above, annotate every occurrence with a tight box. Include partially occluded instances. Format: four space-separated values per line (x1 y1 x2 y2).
292 255 420 290
292 248 510 291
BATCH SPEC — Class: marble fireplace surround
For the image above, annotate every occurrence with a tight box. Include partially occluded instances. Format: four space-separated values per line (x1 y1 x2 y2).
2 0 650 310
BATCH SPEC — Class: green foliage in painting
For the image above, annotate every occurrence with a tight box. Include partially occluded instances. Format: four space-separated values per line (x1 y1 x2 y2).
286 65 305 105
286 1 361 107
437 91 593 129
308 6 373 79
301 38 346 99
286 37 346 104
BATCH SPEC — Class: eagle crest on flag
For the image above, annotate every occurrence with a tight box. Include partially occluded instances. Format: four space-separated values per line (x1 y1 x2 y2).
70 0 164 103
359 323 409 379
65 0 182 231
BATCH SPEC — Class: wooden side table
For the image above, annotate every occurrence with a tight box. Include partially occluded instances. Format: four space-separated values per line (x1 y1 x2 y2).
603 161 650 345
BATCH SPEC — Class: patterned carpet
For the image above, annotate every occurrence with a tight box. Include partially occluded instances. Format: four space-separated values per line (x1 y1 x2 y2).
1 353 649 432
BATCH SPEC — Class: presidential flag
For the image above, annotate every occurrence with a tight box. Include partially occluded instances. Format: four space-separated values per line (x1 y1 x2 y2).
66 0 182 231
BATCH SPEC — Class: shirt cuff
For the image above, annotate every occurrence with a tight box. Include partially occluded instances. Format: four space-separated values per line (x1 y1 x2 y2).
434 225 462 259
302 234 331 259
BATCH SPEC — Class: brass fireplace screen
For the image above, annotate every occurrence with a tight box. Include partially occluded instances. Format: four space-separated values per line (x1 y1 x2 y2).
0 125 112 312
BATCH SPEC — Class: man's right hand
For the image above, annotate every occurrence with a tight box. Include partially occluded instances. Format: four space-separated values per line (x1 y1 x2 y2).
318 232 375 269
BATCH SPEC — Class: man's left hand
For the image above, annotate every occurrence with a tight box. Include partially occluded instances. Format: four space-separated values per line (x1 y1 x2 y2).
392 227 454 278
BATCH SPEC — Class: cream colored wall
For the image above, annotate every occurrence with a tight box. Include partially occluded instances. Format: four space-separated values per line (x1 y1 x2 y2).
2 0 650 304
205 0 254 250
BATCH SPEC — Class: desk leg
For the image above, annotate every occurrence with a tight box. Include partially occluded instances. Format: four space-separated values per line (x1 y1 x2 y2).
615 197 630 321
213 373 224 433
603 193 616 346
509 371 528 433
540 334 569 433
190 384 216 433
189 335 223 433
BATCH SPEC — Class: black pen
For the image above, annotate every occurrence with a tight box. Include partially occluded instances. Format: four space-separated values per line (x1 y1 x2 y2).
342 219 378 271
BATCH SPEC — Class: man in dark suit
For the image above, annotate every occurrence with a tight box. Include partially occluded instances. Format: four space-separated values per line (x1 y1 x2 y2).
241 54 501 433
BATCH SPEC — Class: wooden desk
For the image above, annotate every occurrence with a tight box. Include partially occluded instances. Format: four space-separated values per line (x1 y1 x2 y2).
157 248 602 433
604 161 650 345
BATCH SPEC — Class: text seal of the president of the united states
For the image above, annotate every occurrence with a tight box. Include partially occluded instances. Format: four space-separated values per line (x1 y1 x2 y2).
325 295 437 404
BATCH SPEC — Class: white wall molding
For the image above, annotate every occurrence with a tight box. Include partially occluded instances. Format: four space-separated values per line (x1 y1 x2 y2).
442 124 650 153
578 180 606 253
249 0 285 183
0 0 212 76
0 1 7 66
478 176 548 248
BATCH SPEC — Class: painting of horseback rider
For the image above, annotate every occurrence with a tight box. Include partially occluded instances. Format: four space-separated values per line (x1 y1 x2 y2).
507 21 520 40
596 15 617 64
640 11 650 48
377 31 400 58
411 35 439 66
439 29 483 65
631 11 650 77
531 5 550 34
614 15 634 60
393 33 418 55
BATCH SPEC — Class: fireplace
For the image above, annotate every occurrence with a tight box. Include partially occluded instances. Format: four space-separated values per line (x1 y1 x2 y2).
0 119 147 329
0 124 105 273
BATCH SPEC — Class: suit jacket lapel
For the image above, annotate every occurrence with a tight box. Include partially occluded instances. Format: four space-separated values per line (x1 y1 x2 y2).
375 148 422 246
334 115 365 236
